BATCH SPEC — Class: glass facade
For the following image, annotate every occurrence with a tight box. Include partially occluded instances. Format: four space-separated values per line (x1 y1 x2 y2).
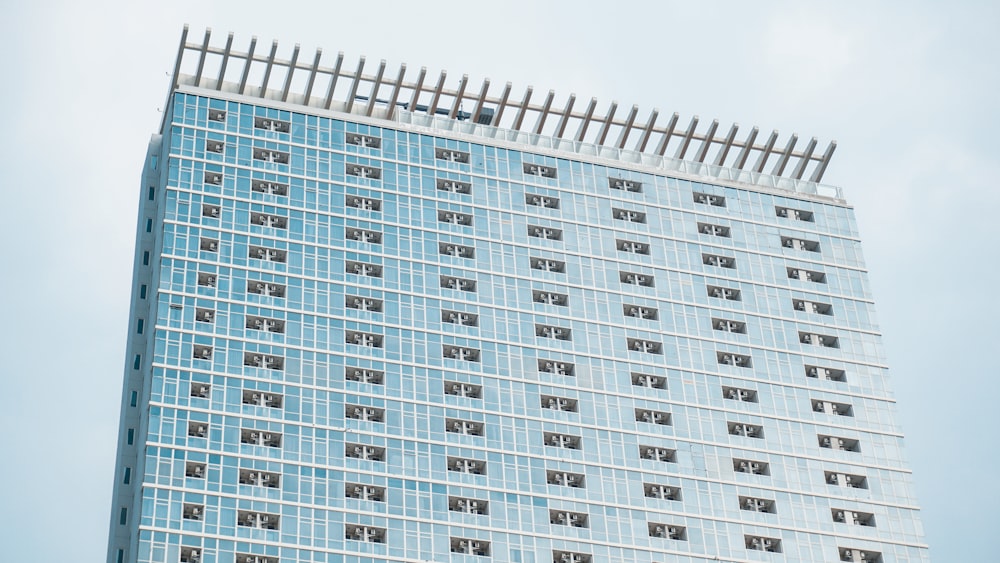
107 89 929 563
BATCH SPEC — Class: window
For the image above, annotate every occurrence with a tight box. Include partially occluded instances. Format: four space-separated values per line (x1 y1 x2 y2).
145 218 152 233
806 365 846 382
250 213 288 229
142 251 149 266
734 458 770 475
242 390 283 409
526 193 559 208
627 338 662 354
129 391 138 407
617 239 650 254
530 257 565 273
139 284 147 299
243 353 284 370
122 467 131 485
713 318 747 333
136 319 144 334
251 179 288 196
133 354 141 370
550 510 588 528
632 372 666 389
448 456 485 474
207 109 226 122
346 228 382 244
247 280 285 297
524 162 556 178
787 267 826 283
236 555 277 563
206 140 224 153
438 210 473 226
781 236 821 252
446 418 484 436
237 510 280 530
443 345 480 362
832 509 876 527
346 261 382 277
776 206 814 221
192 345 213 360
346 296 383 312
538 359 574 376
703 253 735 269
440 275 476 292
249 245 287 263
620 271 654 287
439 242 475 258
346 367 384 384
693 191 725 207
442 310 478 326
648 523 686 540
436 148 470 163
239 468 280 488
182 503 204 521
437 178 472 194
739 496 776 513
346 331 384 348
187 422 207 438
346 196 381 210
609 177 641 192
346 133 381 148
697 222 731 237
190 382 210 398
179 548 200 563
199 238 219 252
198 272 217 288
449 538 490 556
812 399 853 417
819 435 860 452
635 408 671 425
793 298 833 315
839 549 881 563
639 446 676 462
718 352 752 368
346 405 385 422
528 225 562 240
449 496 488 514
728 422 763 438
532 290 568 306
541 395 578 412
644 483 680 500
147 186 155 200
746 536 782 552
239 429 282 448
345 163 380 179
344 524 385 543
546 470 584 487
246 315 285 332
825 470 868 489
204 171 223 185
552 551 590 563
707 285 740 301
543 432 581 449
126 428 135 445
799 331 839 348
185 462 206 478
536 324 571 340
722 386 757 402
613 208 646 223
254 116 290 132
202 204 221 218
445 381 482 398
346 483 385 501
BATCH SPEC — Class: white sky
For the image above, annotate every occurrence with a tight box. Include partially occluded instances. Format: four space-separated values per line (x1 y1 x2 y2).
1 1 996 560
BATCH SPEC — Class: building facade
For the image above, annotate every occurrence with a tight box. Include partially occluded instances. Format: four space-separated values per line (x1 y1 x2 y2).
107 27 929 563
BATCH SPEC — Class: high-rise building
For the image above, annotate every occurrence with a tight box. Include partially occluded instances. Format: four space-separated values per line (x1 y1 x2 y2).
107 26 929 563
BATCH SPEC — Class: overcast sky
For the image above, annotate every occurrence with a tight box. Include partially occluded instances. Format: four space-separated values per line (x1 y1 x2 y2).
1 1 996 560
